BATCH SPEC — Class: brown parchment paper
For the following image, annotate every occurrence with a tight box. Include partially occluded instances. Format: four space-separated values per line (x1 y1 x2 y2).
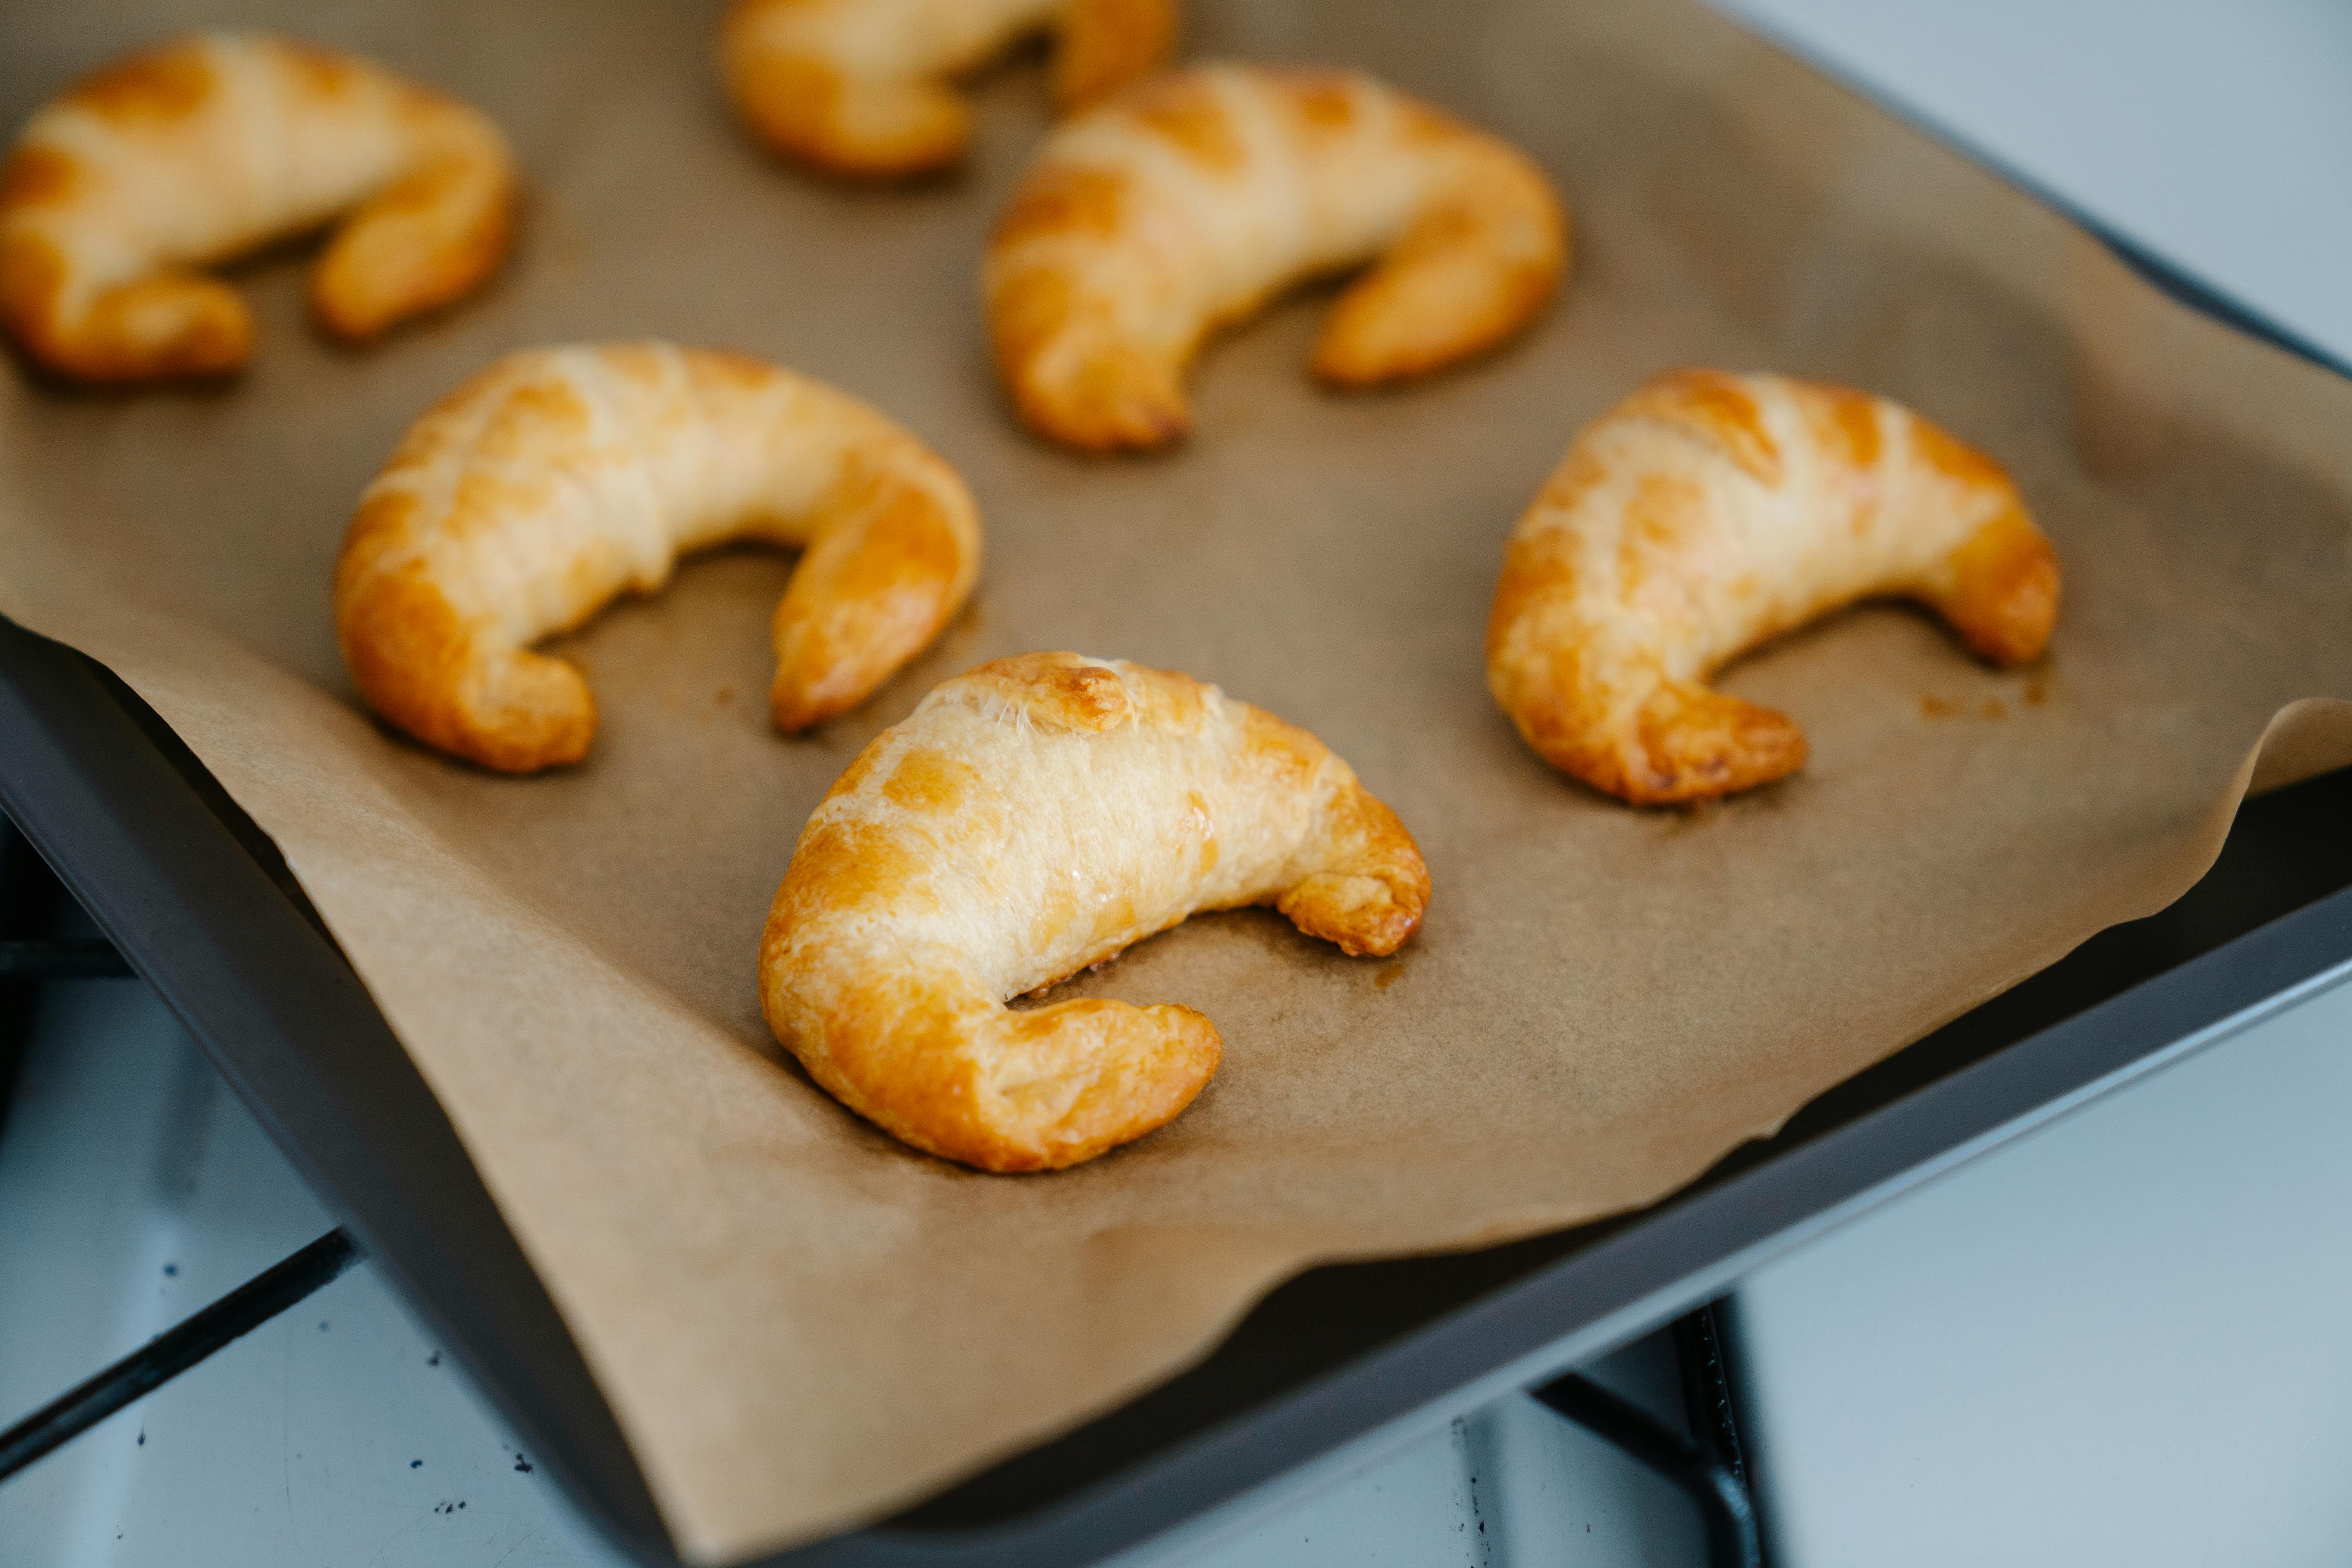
5 0 2352 1558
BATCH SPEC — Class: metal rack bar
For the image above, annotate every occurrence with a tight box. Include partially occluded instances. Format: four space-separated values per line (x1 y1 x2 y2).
0 809 367 1488
1672 1302 1748 1495
1531 1303 1762 1568
0 1227 366 1484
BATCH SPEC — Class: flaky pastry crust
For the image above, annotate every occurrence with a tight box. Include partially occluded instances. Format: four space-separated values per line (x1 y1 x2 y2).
760 652 1430 1171
718 0 1177 179
984 62 1568 451
334 343 982 773
0 31 515 382
1487 369 2061 805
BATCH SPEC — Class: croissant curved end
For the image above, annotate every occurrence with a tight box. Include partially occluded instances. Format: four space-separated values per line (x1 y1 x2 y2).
334 557 595 773
443 649 595 774
0 34 517 381
1488 369 2061 805
310 143 519 342
1932 508 2062 666
721 47 973 180
1309 216 1567 388
1274 782 1431 956
911 998 1223 1173
0 258 257 382
761 653 1430 1169
759 906 1227 1174
769 467 982 732
1000 330 1193 454
1623 680 1808 806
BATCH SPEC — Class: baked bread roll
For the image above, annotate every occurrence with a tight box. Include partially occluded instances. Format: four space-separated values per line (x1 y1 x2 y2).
336 343 982 773
0 32 515 382
1487 369 2060 805
985 62 1568 452
760 652 1429 1171
719 0 1177 179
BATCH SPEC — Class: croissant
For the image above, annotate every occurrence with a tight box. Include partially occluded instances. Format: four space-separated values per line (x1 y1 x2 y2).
719 0 1177 179
984 62 1568 452
335 343 982 773
0 32 515 383
1486 369 2060 805
760 652 1430 1171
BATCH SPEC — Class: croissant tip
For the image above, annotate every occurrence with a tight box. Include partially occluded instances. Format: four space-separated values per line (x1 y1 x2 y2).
452 688 599 774
1336 913 1421 960
771 692 831 735
309 301 385 345
376 707 592 775
1610 719 1808 807
1005 373 1190 452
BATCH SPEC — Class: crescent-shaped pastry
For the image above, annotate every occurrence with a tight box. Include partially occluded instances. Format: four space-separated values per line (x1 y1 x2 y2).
334 343 982 773
719 0 1178 179
984 62 1568 452
0 31 516 382
760 652 1430 1171
1487 369 2060 805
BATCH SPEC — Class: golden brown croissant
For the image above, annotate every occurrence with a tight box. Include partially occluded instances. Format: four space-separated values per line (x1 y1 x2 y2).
0 32 515 382
985 62 1568 452
760 652 1429 1171
335 343 982 773
719 0 1177 179
1487 369 2060 805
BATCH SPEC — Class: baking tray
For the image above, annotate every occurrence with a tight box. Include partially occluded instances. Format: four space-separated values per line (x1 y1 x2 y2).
7 625 2352 1568
5 23 2352 1568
